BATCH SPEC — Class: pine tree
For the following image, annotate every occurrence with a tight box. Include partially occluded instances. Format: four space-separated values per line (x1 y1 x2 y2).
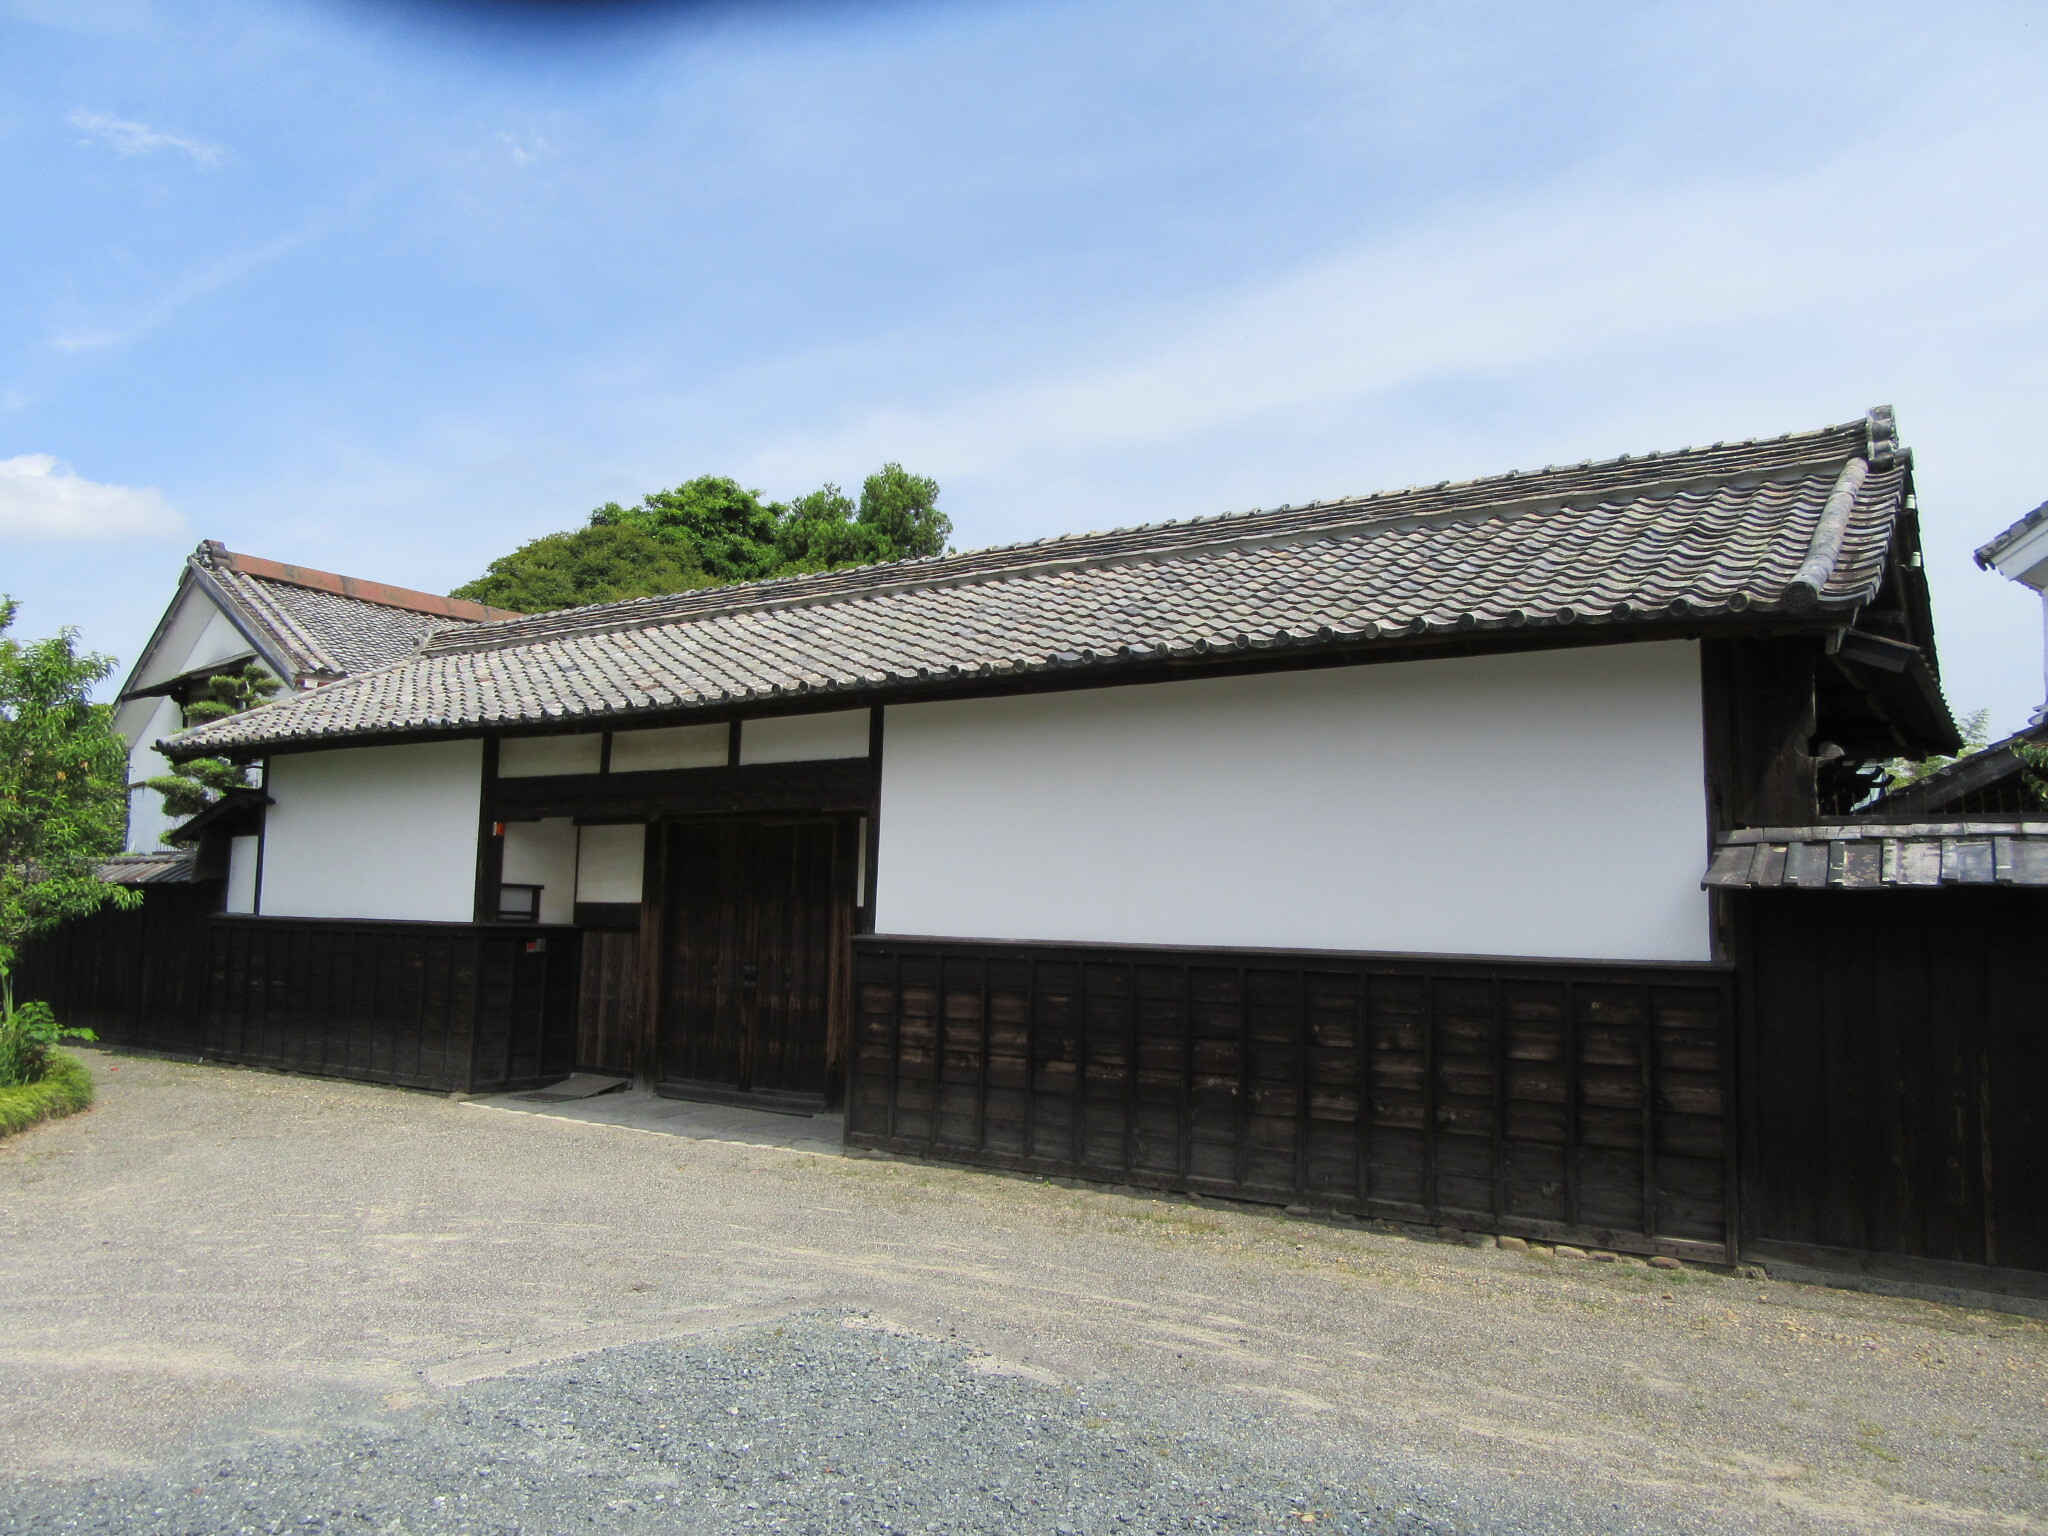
138 661 280 837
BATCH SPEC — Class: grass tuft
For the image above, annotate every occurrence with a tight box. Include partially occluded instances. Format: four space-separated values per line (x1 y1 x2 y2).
0 1048 93 1137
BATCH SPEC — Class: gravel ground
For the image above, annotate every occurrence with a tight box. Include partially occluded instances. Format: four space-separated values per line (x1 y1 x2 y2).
3 1051 2045 1536
3 1315 1480 1536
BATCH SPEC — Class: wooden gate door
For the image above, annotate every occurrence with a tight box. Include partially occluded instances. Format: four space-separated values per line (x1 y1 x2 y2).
1738 887 2048 1290
655 818 855 1112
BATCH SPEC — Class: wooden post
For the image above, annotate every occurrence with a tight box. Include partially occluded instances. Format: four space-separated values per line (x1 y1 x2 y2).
472 737 502 925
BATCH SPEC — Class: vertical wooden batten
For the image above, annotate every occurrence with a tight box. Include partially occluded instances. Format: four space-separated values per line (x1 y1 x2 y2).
634 822 669 1087
861 706 884 936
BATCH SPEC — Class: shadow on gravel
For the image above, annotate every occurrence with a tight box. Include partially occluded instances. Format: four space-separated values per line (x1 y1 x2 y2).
0 1315 1483 1536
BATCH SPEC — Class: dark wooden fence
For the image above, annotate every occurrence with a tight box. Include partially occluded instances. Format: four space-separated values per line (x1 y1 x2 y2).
37 886 2048 1294
205 917 582 1093
14 883 218 1055
848 937 1736 1263
22 893 580 1095
1737 888 2048 1297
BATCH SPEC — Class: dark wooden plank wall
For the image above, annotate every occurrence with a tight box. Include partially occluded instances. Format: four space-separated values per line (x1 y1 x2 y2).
13 883 220 1054
205 917 581 1093
1738 889 2048 1294
576 929 642 1074
848 937 1735 1262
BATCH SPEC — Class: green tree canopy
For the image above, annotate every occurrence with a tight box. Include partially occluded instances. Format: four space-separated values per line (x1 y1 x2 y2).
451 522 712 614
0 600 136 1033
588 475 782 585
454 464 954 613
851 462 949 562
2015 739 2048 807
771 464 952 575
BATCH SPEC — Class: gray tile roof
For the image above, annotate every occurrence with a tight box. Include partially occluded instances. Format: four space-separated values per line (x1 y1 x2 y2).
168 408 1916 758
1704 822 2048 889
209 564 459 678
164 543 521 691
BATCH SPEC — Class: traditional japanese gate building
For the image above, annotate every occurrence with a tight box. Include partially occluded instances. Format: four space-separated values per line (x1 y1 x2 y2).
26 407 2048 1298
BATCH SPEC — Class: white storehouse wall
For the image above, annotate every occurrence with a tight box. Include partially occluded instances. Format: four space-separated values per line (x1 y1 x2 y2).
259 740 483 922
612 723 727 772
576 823 646 902
499 733 603 778
740 709 869 763
225 834 261 914
123 694 187 852
117 581 272 853
501 818 578 924
874 641 1712 963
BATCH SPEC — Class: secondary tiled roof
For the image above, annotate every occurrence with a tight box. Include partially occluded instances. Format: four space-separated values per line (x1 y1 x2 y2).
208 564 459 678
99 850 198 885
169 408 1916 757
190 544 520 684
1704 822 2048 889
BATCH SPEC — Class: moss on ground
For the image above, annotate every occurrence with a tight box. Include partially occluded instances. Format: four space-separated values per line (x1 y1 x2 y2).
0 1048 93 1137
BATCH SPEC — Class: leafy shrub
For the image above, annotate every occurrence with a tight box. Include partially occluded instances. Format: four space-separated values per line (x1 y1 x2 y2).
0 1046 92 1136
0 998 95 1089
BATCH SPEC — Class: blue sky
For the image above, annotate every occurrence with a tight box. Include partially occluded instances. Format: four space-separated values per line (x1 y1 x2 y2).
4 0 2047 729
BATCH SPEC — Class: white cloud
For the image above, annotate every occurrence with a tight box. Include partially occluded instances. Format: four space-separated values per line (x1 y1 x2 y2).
0 455 184 540
69 109 223 166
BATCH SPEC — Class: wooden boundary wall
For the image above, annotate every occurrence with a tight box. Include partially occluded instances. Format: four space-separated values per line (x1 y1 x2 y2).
205 917 581 1094
14 883 218 1056
1737 888 2048 1299
846 936 1737 1263
19 899 581 1096
31 887 2048 1291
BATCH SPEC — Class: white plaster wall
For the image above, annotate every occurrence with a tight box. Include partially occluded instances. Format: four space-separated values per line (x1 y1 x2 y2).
123 695 186 851
499 733 603 777
187 607 257 673
127 585 249 695
225 835 261 914
740 710 869 764
118 581 261 852
502 818 578 924
612 723 729 772
260 740 483 922
577 824 646 903
875 642 1711 963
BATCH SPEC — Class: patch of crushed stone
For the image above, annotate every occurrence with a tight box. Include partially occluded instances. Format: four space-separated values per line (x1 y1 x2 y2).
2 1314 1487 1535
